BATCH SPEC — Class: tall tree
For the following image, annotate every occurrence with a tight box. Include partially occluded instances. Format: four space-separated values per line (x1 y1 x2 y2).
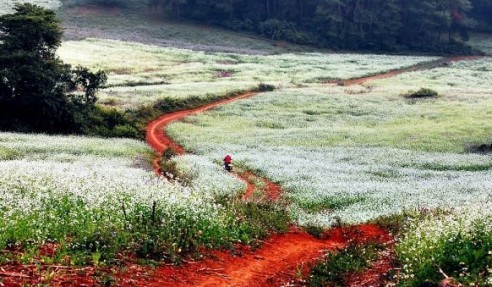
0 4 106 133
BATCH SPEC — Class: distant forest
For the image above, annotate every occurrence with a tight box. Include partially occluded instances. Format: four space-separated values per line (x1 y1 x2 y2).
145 0 491 53
83 0 492 53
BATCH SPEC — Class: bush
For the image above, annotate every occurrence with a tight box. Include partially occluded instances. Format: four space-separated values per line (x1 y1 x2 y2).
403 88 439 99
80 106 140 138
258 19 298 41
255 83 276 92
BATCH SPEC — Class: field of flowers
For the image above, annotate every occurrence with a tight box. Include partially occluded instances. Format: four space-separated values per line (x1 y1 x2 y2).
0 132 255 263
162 54 492 284
166 86 492 226
58 39 439 109
0 0 61 15
2 1 491 284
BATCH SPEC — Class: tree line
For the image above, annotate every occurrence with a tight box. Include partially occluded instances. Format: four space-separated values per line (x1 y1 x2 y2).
146 0 492 53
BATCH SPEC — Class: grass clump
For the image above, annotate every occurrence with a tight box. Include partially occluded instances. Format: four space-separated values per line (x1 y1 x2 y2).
0 147 21 160
304 225 325 239
224 199 290 243
403 88 439 99
307 242 383 287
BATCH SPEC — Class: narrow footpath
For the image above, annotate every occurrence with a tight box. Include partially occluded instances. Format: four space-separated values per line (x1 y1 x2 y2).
138 92 392 287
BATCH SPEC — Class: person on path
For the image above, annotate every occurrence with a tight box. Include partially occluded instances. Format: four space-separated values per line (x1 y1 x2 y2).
224 154 232 172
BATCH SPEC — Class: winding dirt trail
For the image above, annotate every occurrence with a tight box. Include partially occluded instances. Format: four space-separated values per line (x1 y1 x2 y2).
125 225 392 287
142 91 394 286
142 54 484 283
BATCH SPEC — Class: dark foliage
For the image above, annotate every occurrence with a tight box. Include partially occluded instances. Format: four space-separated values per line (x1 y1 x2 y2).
0 4 107 134
307 242 383 287
471 0 492 32
147 0 490 54
403 88 439 99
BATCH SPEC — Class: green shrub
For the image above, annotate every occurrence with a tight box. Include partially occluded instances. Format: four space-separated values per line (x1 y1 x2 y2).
305 225 324 239
403 88 439 99
80 106 140 138
255 83 276 92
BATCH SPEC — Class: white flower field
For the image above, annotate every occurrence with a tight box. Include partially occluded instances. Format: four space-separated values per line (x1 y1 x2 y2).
163 57 492 283
0 3 491 281
0 132 246 262
57 39 439 108
166 87 492 226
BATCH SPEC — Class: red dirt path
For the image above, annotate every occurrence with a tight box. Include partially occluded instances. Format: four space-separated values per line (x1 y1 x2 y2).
119 226 392 287
143 91 392 286
146 93 256 172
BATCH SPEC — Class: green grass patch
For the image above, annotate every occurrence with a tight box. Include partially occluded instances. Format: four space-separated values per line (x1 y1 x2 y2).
307 242 384 287
0 147 21 160
420 162 492 171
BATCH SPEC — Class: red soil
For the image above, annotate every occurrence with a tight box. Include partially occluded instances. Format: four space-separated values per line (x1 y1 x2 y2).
239 171 281 201
239 171 257 200
119 225 391 287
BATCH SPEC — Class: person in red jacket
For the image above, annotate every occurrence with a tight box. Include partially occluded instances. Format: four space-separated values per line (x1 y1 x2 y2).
224 154 232 171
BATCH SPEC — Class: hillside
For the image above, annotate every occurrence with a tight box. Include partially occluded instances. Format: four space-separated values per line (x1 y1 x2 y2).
59 6 287 55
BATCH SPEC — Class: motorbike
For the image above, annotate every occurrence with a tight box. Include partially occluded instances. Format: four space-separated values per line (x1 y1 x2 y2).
224 162 232 172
